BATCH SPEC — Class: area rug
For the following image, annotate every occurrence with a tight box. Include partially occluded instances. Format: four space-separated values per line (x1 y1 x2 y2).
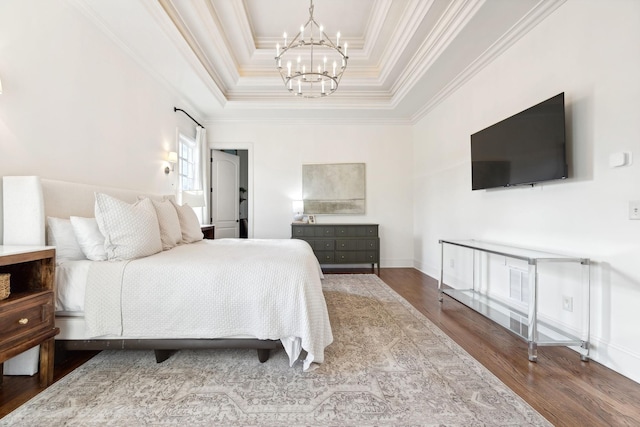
1 274 551 426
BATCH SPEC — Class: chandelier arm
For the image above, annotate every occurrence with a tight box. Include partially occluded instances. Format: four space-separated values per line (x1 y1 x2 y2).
275 0 346 98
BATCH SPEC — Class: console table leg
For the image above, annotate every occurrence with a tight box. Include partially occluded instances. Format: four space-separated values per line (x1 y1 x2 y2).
528 342 538 362
580 341 590 362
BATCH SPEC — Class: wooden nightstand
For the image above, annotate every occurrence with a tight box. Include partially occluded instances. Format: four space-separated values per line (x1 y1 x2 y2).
0 246 59 387
201 225 215 240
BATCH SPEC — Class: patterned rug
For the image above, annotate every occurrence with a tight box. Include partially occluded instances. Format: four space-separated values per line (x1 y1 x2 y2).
1 274 551 426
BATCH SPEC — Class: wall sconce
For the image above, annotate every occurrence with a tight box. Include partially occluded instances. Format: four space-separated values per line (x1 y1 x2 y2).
164 151 178 174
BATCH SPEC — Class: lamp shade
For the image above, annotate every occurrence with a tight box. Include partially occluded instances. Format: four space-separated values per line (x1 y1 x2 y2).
292 200 304 213
182 190 205 207
167 151 178 163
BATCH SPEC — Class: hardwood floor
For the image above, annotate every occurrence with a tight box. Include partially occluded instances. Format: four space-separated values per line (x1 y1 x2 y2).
0 348 99 418
378 268 640 427
1 267 639 425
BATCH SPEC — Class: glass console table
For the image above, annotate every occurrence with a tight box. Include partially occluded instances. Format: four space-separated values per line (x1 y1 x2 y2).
438 239 590 362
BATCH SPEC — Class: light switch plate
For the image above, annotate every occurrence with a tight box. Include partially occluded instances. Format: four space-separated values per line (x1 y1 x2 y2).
630 201 640 220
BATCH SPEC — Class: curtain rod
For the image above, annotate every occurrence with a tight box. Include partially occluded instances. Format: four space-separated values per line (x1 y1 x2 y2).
173 107 205 128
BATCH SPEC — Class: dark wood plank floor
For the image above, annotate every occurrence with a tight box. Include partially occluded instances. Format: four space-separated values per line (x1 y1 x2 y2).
1 267 639 425
378 268 640 427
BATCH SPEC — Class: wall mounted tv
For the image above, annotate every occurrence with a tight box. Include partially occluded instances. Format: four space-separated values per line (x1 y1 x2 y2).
471 92 567 190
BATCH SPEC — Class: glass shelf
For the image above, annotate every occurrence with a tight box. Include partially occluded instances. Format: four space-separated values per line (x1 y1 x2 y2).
441 289 584 346
439 239 589 265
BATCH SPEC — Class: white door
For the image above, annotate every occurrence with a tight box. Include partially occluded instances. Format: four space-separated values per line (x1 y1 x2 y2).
210 150 239 238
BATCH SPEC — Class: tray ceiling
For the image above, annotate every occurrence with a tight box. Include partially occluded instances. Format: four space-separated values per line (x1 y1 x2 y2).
71 0 566 123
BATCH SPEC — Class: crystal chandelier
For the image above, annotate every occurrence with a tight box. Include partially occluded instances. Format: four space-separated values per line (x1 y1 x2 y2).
275 0 348 98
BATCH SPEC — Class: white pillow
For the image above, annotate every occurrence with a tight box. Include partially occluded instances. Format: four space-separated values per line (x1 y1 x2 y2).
170 200 204 243
46 217 86 262
95 193 163 260
70 216 107 261
150 198 182 250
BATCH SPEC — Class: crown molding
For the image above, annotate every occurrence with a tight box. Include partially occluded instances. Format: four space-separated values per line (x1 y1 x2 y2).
66 0 566 123
67 0 226 114
358 0 393 58
205 114 412 126
389 0 484 107
409 0 568 124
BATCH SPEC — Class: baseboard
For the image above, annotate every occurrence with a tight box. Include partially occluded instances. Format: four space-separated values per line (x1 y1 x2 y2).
587 336 640 384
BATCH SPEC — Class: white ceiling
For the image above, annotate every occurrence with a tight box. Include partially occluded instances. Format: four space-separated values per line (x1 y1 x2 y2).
71 0 566 123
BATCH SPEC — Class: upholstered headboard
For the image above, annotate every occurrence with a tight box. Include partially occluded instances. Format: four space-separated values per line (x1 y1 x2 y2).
1 176 165 246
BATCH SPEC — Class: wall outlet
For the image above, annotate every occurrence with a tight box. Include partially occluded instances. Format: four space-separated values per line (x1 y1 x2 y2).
562 296 573 312
630 201 640 220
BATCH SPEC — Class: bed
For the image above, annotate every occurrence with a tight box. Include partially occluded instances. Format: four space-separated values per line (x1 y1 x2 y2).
0 176 333 371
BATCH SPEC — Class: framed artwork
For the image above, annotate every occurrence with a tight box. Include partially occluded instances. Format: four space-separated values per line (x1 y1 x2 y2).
302 163 365 214
307 215 316 224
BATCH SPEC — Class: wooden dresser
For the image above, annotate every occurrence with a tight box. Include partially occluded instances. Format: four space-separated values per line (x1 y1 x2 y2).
0 246 59 387
291 223 380 275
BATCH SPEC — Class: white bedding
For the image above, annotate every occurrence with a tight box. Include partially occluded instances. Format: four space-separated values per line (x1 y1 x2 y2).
55 259 92 312
83 238 332 370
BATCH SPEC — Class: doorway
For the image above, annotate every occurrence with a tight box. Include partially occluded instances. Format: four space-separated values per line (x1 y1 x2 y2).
210 148 250 238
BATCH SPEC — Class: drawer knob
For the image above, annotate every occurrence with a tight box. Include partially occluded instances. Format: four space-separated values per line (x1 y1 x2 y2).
18 318 29 325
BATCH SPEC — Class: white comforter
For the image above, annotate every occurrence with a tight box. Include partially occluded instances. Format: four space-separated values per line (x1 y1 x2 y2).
84 239 333 370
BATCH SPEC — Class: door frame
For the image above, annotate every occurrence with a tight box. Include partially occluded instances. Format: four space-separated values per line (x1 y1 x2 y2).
209 142 253 238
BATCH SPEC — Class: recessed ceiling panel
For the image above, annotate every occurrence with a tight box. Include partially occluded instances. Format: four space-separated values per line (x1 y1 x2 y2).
245 0 374 46
71 0 567 122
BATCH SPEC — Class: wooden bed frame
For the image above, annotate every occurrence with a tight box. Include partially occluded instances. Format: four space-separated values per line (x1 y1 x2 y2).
56 338 281 363
1 177 281 364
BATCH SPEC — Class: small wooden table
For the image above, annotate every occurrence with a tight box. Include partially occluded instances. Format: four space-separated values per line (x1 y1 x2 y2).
201 225 215 240
0 246 59 387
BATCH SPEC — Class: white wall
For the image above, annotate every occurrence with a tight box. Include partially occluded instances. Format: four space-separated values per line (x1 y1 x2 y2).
412 0 640 383
0 1 414 268
209 122 414 267
0 0 194 194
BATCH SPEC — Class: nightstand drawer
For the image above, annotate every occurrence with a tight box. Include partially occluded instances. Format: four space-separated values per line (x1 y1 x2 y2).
0 291 55 347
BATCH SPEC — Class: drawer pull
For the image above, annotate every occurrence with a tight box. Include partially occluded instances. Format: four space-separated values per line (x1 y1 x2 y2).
18 318 29 325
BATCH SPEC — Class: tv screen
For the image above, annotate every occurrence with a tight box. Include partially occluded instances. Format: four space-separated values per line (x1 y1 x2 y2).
471 93 567 190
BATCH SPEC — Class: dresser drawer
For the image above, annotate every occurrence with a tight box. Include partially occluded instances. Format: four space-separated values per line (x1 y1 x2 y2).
314 251 335 263
292 226 315 238
0 292 55 347
336 251 379 263
336 225 378 237
314 226 335 237
311 240 335 251
336 239 379 251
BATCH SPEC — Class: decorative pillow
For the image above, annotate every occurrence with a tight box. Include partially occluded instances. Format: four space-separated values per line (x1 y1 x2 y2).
94 193 163 260
170 200 204 243
150 198 182 250
69 216 107 261
46 217 86 262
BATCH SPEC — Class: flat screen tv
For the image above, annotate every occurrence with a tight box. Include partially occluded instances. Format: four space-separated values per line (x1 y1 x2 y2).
471 93 567 190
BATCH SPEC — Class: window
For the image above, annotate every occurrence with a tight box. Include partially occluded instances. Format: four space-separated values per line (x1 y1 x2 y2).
178 133 198 192
177 131 204 223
